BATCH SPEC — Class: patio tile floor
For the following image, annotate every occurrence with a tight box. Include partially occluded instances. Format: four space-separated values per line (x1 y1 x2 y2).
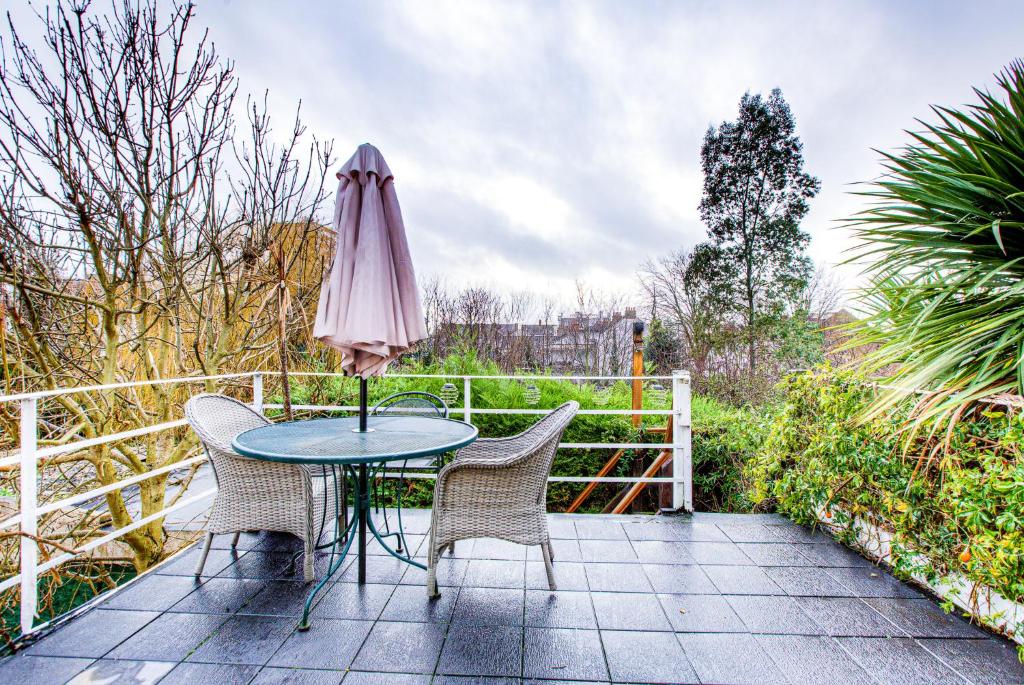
3 511 1022 684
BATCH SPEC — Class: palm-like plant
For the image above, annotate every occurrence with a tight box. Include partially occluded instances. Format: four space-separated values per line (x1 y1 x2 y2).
849 61 1024 430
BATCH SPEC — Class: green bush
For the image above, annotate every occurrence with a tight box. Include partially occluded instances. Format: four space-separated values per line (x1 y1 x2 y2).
747 368 1024 634
691 396 763 512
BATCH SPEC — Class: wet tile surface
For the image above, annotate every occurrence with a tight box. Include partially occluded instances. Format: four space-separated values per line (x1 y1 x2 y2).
3 510 1019 685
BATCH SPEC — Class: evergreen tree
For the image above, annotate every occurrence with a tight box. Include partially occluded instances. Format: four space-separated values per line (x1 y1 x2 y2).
689 88 820 377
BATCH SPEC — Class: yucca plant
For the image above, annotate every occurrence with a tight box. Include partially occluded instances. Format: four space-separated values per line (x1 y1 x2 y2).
848 61 1024 435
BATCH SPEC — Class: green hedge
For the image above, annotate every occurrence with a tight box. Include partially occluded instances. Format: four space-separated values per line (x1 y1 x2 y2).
747 368 1024 636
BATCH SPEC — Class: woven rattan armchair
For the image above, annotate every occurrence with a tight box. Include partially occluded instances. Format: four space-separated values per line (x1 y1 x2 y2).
185 393 333 582
426 401 579 597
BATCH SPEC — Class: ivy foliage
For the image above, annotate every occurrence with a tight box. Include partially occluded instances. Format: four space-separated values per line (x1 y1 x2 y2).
747 368 1024 629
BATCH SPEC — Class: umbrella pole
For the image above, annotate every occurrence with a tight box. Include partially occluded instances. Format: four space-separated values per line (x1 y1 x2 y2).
359 376 368 432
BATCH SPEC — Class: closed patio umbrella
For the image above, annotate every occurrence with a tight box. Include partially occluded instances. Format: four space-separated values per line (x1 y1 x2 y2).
313 143 427 431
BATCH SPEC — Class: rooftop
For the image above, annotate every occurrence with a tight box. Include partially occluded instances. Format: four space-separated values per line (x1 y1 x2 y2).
2 510 1020 685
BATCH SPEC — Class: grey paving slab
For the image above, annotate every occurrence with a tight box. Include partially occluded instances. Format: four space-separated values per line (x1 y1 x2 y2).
350 621 446 674
169 577 264 614
187 614 294 665
642 563 719 594
796 596 908 637
591 592 671 631
24 608 158 658
657 593 746 633
579 539 638 562
527 560 588 590
865 598 989 638
546 516 577 539
437 624 523 677
757 634 875 685
838 636 968 685
158 662 261 685
65 658 175 684
344 673 430 684
574 518 628 540
343 673 431 685
214 551 297 580
157 546 244 577
434 677 521 685
918 638 1024 685
525 590 597 629
526 538 582 561
601 629 698 683
400 558 468 588
717 523 780 543
737 542 816 566
462 558 525 588
765 523 832 543
631 540 696 564
523 627 608 681
686 541 754 565
238 581 321 618
452 587 524 626
797 542 876 568
250 666 344 684
0 655 95 685
309 581 395 620
622 520 683 541
106 612 227 661
672 522 731 542
826 566 925 598
100 573 203 611
703 564 785 595
678 631 789 684
726 594 821 634
381 583 459 622
584 561 653 592
764 565 859 597
268 618 371 670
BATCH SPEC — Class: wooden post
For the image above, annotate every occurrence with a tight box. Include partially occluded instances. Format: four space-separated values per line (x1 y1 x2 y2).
631 321 644 428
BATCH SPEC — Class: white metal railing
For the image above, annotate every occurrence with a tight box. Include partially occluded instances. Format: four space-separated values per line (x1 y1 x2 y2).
0 369 692 635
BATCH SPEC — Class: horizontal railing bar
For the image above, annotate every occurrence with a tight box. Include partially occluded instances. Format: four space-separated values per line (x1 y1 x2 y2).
266 404 674 416
33 455 208 520
373 471 681 484
0 373 254 403
34 419 189 459
35 488 217 576
0 453 207 530
1 371 676 404
281 372 674 381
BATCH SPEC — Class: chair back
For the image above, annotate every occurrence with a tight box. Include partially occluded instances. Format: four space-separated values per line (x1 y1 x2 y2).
184 393 271 482
372 391 449 418
520 401 579 505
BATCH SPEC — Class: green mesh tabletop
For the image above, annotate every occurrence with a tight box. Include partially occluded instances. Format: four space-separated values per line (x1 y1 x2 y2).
232 415 478 465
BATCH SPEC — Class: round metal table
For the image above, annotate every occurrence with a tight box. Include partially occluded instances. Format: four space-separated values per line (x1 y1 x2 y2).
232 415 478 630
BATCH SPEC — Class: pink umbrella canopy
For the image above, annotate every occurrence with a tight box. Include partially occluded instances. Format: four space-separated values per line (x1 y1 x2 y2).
314 143 427 379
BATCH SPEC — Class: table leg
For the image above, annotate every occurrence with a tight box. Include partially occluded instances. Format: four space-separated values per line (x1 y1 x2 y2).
299 466 358 631
358 463 368 583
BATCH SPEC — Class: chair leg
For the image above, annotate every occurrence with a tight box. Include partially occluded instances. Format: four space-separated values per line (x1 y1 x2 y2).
303 542 315 582
447 542 455 555
194 532 214 579
546 539 555 561
541 541 557 591
230 532 241 549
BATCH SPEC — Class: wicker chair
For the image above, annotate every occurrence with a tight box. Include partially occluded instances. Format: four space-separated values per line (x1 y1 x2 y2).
371 392 449 550
185 393 333 582
426 401 579 597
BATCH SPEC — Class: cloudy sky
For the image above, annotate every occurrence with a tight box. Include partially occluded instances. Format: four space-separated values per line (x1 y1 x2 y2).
35 1 1024 309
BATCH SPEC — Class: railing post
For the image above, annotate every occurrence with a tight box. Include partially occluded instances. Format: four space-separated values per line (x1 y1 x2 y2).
252 372 264 415
463 377 472 425
671 370 693 512
19 396 38 635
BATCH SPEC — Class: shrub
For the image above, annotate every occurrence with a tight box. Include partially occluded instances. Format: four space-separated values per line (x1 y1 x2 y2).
748 367 1024 638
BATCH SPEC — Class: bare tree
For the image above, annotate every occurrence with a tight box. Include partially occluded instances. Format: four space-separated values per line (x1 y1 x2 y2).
0 0 333 583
